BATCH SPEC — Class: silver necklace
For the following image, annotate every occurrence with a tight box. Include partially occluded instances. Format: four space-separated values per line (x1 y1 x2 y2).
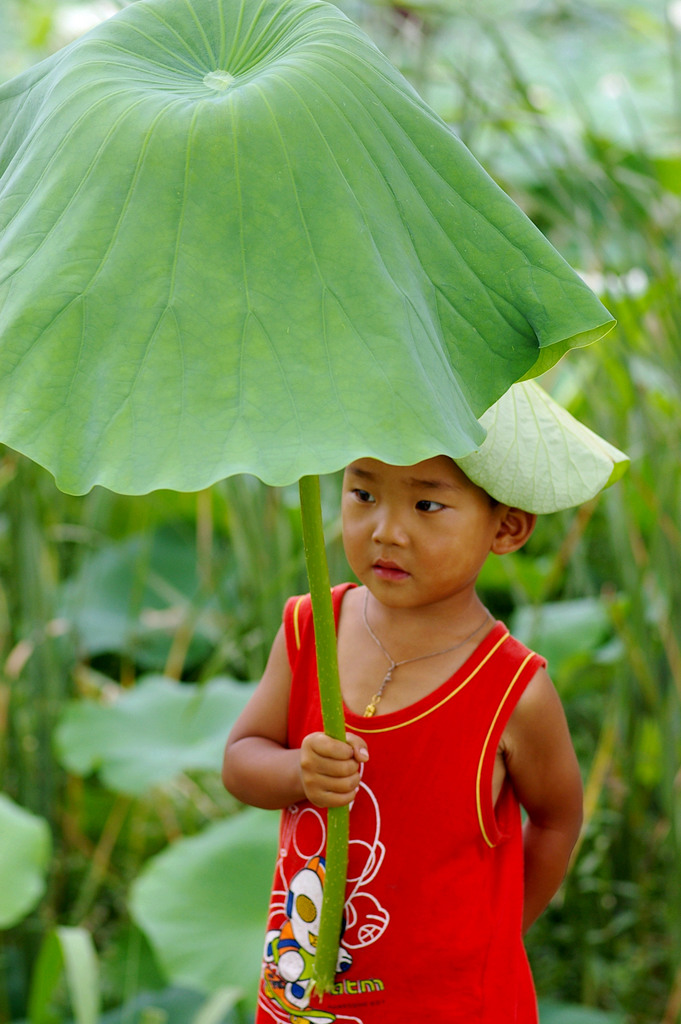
361 589 490 717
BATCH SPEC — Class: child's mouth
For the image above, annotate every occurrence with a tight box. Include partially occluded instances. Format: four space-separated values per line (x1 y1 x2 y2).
372 560 410 581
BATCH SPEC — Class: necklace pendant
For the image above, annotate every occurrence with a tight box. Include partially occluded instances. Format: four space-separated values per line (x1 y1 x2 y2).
364 703 377 717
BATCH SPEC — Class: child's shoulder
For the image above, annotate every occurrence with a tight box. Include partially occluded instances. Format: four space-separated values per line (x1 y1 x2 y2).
502 663 570 767
283 582 358 656
509 663 557 717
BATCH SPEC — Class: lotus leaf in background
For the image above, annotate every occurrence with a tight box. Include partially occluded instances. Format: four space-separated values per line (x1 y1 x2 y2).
55 676 257 796
538 1003 625 1024
0 794 51 929
0 0 617 992
58 528 216 671
130 809 279 1006
511 597 615 686
99 986 244 1024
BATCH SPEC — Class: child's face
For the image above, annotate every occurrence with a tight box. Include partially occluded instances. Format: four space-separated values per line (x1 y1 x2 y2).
341 455 508 613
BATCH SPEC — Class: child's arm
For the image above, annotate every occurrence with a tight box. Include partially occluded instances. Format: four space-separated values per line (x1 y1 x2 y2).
502 667 584 933
222 623 368 810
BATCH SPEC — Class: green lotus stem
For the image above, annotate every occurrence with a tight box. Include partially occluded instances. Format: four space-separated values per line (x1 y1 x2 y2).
298 474 349 995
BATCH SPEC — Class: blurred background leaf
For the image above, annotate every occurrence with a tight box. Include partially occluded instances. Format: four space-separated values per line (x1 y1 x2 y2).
55 677 257 796
0 795 51 929
129 810 279 1006
0 1 679 1022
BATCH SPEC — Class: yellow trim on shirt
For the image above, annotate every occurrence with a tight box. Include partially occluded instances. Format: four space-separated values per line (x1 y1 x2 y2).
293 596 305 652
349 632 510 734
476 651 535 848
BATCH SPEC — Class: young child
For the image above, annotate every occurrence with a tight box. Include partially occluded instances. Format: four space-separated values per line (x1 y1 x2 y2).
223 385 624 1024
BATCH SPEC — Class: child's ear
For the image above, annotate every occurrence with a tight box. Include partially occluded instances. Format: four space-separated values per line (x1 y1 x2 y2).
491 507 537 555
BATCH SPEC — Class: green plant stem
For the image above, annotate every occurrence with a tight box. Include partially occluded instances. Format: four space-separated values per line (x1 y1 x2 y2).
298 475 348 995
69 795 131 925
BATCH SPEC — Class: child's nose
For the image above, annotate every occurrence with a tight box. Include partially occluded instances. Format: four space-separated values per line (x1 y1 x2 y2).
371 508 407 545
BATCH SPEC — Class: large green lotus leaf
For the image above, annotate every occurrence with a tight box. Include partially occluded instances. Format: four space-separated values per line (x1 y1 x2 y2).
0 0 613 494
0 793 51 928
55 676 257 796
130 809 279 1003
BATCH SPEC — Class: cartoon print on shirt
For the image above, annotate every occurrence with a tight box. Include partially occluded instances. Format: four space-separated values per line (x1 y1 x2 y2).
259 779 389 1024
262 855 351 1022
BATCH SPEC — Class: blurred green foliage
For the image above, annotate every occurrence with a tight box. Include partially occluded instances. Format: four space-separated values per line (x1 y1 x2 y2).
1 1 680 1023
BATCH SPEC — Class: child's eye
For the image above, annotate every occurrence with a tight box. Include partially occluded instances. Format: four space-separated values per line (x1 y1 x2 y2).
353 488 375 504
415 499 445 512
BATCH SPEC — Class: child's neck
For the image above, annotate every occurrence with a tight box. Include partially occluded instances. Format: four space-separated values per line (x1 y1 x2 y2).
337 586 494 717
364 589 489 656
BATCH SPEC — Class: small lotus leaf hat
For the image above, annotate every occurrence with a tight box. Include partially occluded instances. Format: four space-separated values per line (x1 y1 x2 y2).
454 379 628 514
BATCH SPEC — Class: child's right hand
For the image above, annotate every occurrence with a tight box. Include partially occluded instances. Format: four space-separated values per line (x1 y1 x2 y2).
299 732 369 808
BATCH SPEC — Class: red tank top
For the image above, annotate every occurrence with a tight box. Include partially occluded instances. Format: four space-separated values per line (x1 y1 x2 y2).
256 584 545 1024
